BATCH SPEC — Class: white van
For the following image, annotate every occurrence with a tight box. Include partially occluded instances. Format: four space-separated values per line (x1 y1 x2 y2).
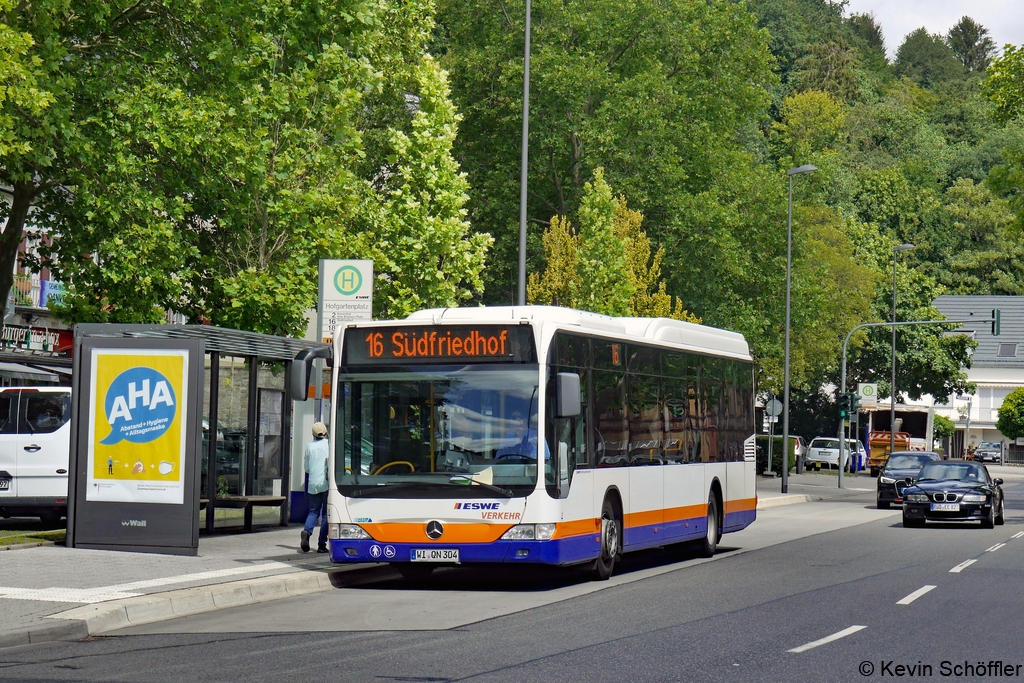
0 387 72 523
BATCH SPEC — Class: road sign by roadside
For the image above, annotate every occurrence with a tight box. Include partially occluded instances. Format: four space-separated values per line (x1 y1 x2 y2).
318 259 373 344
765 398 783 416
858 383 877 408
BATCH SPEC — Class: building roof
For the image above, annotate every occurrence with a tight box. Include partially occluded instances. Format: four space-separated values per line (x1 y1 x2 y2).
74 323 323 361
933 295 1024 368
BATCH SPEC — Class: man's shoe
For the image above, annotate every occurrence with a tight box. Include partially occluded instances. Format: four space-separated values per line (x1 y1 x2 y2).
317 545 328 554
300 530 310 553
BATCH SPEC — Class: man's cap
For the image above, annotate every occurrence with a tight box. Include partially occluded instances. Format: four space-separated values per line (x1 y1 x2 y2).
312 422 328 438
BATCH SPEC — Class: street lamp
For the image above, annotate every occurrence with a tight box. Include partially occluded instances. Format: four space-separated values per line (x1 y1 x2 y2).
890 243 915 459
516 0 532 306
782 164 817 494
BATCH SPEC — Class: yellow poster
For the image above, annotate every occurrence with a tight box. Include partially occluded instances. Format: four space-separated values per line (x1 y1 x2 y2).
86 349 190 504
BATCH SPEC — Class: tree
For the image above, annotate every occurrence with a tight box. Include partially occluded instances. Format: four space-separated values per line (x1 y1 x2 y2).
436 0 776 304
933 413 956 440
848 12 885 55
996 387 1024 440
0 0 176 323
21 0 487 335
793 40 861 102
983 45 1024 231
983 45 1024 123
947 16 997 73
895 28 965 88
529 169 697 320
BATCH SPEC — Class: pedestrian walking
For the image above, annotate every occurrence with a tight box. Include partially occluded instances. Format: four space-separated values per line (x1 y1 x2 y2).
301 422 330 553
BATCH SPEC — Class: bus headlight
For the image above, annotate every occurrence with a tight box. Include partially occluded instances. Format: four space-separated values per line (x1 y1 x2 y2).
501 524 556 541
331 524 371 540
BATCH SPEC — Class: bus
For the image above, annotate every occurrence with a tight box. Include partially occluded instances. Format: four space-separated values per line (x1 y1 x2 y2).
290 306 757 580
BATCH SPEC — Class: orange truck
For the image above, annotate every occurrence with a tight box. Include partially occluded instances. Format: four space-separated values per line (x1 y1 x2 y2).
868 430 911 476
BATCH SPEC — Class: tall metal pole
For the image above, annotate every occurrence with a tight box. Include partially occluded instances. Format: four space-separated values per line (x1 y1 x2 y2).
782 174 793 494
516 0 532 306
890 244 914 460
891 250 897 460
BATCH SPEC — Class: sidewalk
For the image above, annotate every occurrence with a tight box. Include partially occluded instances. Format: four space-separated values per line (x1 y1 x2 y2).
0 473 871 650
756 470 877 508
0 525 369 649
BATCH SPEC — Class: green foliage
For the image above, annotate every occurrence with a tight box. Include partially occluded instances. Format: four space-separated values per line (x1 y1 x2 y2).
437 0 776 304
793 40 860 103
896 28 965 88
10 0 487 335
932 413 956 440
528 170 698 321
996 387 1024 440
984 45 1024 123
947 17 997 73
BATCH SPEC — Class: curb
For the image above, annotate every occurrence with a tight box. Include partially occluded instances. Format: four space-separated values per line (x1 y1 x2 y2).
0 569 337 650
756 494 822 509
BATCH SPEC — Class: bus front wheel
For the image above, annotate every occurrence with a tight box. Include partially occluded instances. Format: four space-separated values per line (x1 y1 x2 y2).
587 498 620 581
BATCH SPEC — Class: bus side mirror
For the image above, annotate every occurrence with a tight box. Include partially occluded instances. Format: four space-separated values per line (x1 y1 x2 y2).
289 346 332 401
556 372 581 418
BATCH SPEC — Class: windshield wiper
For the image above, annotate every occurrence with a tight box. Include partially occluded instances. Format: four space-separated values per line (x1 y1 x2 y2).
448 474 513 497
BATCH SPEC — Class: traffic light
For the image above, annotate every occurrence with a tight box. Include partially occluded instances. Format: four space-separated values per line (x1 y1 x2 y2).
838 393 850 419
850 392 861 413
992 308 1001 336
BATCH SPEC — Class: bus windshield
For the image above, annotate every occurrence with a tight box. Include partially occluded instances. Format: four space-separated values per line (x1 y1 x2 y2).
335 364 540 496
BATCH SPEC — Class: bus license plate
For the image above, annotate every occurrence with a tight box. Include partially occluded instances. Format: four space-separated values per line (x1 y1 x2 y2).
412 548 459 563
931 503 960 512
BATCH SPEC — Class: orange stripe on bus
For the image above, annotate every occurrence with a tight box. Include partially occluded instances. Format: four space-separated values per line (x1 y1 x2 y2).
552 518 600 540
359 523 513 544
724 497 756 514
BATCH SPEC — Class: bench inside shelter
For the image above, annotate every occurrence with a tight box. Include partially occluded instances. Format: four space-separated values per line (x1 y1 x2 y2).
200 496 287 531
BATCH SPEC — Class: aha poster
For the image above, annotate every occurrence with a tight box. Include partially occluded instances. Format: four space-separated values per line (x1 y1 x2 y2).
85 349 190 504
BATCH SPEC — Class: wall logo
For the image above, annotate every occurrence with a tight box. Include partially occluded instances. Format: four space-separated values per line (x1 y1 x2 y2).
101 367 177 445
334 266 362 296
121 519 147 527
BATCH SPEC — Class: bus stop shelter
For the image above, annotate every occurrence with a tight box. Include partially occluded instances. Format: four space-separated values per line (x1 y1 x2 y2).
71 323 325 534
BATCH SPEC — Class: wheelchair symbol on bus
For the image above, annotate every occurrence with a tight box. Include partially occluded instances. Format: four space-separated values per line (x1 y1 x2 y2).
383 545 396 559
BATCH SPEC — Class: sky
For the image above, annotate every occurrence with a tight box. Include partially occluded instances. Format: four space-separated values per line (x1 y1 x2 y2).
844 0 1024 58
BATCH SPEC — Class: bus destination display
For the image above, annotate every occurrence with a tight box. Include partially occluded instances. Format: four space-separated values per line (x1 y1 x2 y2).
344 325 535 365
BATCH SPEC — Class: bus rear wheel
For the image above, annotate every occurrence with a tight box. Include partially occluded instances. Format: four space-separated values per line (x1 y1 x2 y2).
691 494 720 558
587 498 619 581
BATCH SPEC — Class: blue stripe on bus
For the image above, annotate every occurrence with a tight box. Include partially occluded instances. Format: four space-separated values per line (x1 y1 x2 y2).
329 536 602 566
724 509 756 531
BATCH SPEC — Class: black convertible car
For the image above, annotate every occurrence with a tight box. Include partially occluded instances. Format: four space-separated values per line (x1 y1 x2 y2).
901 460 1004 528
877 451 942 509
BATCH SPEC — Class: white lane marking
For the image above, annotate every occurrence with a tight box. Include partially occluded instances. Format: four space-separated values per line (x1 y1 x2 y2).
986 543 1006 553
950 559 977 573
897 585 937 605
788 625 867 653
1013 532 1024 539
0 561 291 604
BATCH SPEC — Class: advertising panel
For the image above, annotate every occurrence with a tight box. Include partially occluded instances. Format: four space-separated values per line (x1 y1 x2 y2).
86 348 190 504
69 337 203 555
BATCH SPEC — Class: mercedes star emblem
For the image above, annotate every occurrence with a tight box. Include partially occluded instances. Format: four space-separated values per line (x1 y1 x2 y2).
425 520 444 539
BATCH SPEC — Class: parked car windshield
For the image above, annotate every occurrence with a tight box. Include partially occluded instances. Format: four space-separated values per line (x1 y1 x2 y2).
885 453 939 470
917 462 988 483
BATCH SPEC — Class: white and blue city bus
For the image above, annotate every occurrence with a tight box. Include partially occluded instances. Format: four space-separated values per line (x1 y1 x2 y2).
290 306 756 580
